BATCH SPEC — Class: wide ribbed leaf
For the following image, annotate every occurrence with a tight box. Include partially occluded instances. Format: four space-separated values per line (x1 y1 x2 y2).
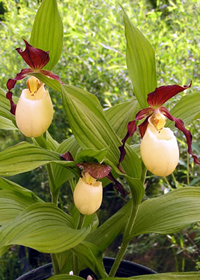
104 97 140 140
0 177 42 225
0 88 16 129
131 187 200 236
104 272 200 280
0 141 76 177
0 116 17 130
123 9 157 108
167 92 200 129
0 203 90 254
61 84 141 180
30 0 63 70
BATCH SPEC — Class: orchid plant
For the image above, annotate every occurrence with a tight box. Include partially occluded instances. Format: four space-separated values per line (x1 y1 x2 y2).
0 1 200 280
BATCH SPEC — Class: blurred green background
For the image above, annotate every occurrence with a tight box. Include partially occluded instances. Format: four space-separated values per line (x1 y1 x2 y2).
0 0 200 278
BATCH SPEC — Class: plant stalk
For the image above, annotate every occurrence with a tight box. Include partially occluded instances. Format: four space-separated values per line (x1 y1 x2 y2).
109 201 138 277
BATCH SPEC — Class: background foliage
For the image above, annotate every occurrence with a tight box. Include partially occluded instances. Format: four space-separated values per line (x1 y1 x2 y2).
0 0 200 278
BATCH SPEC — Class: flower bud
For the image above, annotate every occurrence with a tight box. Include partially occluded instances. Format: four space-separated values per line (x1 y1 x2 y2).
73 171 103 215
15 76 53 137
140 120 179 176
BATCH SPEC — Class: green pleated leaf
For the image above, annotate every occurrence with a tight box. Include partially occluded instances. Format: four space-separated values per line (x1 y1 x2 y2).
0 203 90 254
48 275 84 280
104 272 200 280
0 116 17 130
30 0 63 70
167 92 200 129
61 84 141 179
0 141 76 177
123 9 157 108
0 88 17 129
73 242 107 278
0 177 42 225
104 97 140 140
131 187 200 237
76 148 108 164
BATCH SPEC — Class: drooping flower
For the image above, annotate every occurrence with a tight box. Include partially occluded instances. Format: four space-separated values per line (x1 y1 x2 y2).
15 76 53 137
119 83 200 176
6 39 61 114
73 171 103 215
60 152 127 215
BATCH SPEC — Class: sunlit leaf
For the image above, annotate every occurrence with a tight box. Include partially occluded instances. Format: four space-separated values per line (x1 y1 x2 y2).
0 203 90 254
122 8 157 108
0 177 42 225
61 84 141 179
30 0 63 70
167 92 200 128
104 97 140 140
0 142 76 177
131 187 200 236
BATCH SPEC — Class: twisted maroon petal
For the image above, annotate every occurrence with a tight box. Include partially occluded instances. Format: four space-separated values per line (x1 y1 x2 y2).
147 82 192 108
138 117 149 138
6 91 16 115
160 107 200 164
77 162 112 179
118 108 154 172
16 39 49 69
7 68 33 91
107 173 128 197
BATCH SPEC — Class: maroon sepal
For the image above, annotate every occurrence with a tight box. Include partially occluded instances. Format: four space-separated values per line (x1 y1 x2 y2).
106 173 128 197
40 69 62 83
16 39 49 70
147 82 192 108
6 91 16 114
160 107 200 164
60 151 74 161
77 162 111 179
118 108 154 172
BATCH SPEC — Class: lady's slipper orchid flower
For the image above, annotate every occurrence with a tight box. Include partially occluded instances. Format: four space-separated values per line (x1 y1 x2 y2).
6 39 61 114
119 83 200 176
73 171 103 215
15 76 53 137
60 152 128 215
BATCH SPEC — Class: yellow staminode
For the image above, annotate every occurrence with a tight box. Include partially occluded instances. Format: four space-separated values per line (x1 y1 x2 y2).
15 76 53 137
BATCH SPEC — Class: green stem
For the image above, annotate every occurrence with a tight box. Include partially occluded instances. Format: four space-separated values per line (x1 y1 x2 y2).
109 202 138 277
47 164 59 204
51 253 60 275
186 153 190 185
